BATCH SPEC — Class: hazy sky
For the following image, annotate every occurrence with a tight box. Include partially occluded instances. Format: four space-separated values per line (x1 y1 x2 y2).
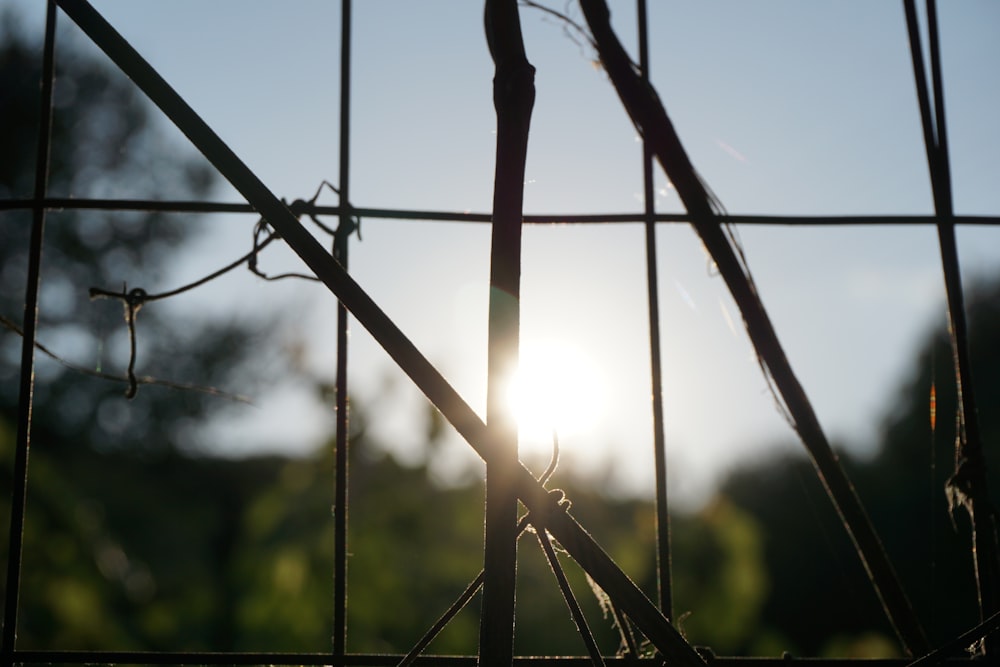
15 0 1000 506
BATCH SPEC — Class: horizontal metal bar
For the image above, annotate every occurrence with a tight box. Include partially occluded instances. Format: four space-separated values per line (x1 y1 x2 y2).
0 198 998 226
4 650 962 666
0 198 255 214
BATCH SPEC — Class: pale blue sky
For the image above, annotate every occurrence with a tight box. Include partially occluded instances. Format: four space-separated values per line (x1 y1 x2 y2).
13 0 1000 505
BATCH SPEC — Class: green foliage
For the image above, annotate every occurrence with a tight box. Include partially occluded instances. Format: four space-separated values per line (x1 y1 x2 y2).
346 442 483 654
671 498 768 654
1 418 143 649
234 456 335 649
0 405 680 655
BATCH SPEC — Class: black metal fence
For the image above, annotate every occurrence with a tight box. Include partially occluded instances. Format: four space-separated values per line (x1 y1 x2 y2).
2 1 998 665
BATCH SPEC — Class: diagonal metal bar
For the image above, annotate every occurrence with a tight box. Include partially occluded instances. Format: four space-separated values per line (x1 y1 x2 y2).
2 4 57 663
399 455 561 664
905 608 1000 667
903 0 999 637
536 529 606 666
398 572 485 667
577 0 929 656
55 2 703 663
481 0 535 661
397 515 533 667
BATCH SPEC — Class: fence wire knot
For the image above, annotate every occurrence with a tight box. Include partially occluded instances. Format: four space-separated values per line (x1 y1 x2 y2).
84 182 359 400
89 283 148 398
945 443 996 529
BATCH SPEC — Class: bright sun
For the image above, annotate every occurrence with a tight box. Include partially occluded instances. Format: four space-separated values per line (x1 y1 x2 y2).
505 340 604 447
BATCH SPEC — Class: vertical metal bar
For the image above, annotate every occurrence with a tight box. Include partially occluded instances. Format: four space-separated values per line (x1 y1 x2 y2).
481 1 535 662
2 2 57 662
333 0 352 659
636 0 672 620
903 0 998 640
926 2 952 215
926 2 987 470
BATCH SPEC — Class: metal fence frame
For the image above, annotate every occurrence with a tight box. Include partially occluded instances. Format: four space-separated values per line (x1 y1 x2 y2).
2 1 998 665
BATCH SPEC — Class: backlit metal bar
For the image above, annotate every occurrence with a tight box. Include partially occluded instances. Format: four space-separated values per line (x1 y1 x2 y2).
579 0 928 654
637 0 673 620
2 198 999 227
4 650 954 667
0 198 256 213
481 0 535 661
1 4 57 663
903 0 998 636
333 0 353 659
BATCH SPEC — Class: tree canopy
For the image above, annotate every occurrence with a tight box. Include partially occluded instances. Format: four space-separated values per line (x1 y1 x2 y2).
719 279 1000 656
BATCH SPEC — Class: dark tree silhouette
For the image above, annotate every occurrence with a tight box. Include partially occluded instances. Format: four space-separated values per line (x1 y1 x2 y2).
719 277 1000 656
0 11 251 454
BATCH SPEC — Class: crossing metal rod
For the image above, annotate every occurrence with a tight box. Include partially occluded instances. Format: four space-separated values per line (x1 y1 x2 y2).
577 0 929 656
1 3 57 663
54 2 704 664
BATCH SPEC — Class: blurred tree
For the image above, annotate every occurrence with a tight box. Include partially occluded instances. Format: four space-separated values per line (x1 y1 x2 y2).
721 448 894 657
718 277 1000 657
857 279 1000 649
0 10 275 650
670 498 769 655
320 411 664 657
0 10 245 454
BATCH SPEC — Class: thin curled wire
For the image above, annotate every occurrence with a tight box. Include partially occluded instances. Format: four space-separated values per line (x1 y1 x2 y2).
0 315 251 403
88 182 360 399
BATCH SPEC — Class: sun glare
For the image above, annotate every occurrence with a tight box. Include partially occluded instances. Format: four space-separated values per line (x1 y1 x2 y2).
505 340 604 448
